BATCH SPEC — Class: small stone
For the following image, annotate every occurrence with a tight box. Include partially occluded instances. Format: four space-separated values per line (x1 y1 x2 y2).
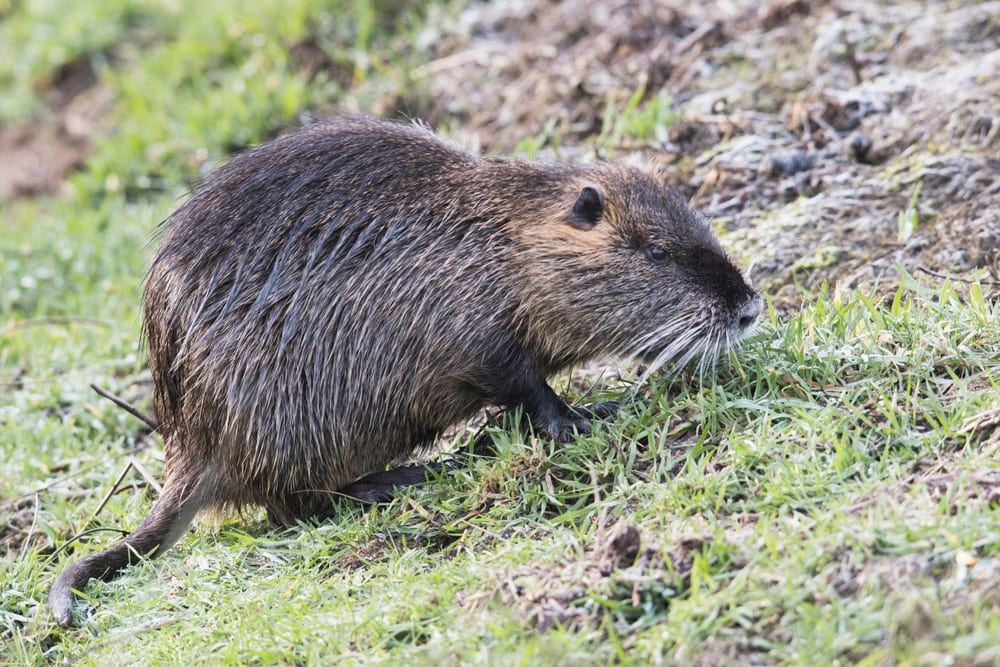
847 131 873 162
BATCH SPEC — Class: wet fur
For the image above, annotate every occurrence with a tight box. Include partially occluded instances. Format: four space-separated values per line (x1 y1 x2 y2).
50 117 761 625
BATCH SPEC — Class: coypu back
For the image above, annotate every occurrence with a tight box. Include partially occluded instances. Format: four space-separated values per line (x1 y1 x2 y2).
50 116 762 625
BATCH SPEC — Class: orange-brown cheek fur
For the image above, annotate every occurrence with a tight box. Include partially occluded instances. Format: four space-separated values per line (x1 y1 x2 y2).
513 209 619 259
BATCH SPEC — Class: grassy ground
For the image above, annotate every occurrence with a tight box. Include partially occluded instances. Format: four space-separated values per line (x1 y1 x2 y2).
3 1 1000 665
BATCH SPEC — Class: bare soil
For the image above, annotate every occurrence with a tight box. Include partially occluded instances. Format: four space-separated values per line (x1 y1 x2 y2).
0 56 113 199
418 0 1000 307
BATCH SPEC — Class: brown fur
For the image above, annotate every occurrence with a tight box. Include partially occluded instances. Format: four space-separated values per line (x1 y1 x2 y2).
50 117 762 625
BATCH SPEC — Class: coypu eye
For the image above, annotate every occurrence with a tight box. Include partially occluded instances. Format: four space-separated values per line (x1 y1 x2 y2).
647 245 670 263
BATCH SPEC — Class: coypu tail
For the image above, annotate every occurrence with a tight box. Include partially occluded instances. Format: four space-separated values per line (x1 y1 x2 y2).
50 468 212 626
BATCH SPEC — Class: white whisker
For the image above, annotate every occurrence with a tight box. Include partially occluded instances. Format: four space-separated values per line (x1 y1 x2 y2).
625 304 747 389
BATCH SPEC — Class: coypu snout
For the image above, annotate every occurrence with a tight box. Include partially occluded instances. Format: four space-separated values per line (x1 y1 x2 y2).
735 293 764 333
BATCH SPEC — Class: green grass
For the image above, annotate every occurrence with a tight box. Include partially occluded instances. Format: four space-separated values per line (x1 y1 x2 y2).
8 285 999 664
600 88 680 149
3 1 1000 665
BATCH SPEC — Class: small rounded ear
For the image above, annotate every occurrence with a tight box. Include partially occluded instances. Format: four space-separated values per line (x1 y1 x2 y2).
569 185 604 231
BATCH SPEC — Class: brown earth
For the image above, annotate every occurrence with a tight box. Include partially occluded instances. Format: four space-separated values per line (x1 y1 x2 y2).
411 0 1000 307
0 56 113 199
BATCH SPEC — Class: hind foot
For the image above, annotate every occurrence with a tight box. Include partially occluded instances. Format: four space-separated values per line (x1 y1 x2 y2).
337 462 445 504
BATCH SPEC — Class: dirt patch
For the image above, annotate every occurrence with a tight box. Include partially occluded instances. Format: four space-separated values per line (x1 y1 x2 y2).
0 122 88 199
848 461 1000 519
332 538 394 573
0 56 113 200
0 496 52 561
823 546 1000 644
920 468 1000 510
959 406 1000 448
415 0 1000 307
477 520 727 632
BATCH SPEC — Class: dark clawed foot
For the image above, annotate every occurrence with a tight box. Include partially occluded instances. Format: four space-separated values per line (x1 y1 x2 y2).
574 400 619 421
543 401 619 442
338 462 445 504
541 410 593 443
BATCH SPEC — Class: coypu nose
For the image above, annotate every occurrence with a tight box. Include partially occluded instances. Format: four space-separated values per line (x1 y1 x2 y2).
736 294 764 331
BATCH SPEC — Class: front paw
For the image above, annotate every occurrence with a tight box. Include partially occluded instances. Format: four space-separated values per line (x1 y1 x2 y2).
540 402 618 442
574 400 619 421
540 412 592 442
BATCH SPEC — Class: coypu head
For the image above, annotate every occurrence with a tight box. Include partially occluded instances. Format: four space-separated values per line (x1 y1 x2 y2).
513 165 762 378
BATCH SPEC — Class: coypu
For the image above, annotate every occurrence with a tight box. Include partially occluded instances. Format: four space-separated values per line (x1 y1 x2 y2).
49 116 762 625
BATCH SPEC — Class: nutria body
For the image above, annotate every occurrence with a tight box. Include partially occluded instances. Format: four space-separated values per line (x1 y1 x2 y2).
50 116 762 625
